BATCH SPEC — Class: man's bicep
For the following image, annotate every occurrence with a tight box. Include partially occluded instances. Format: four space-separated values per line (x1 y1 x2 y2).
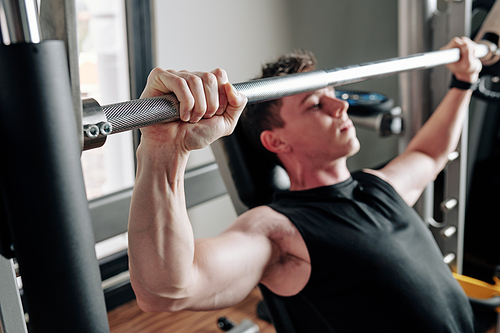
187 223 275 310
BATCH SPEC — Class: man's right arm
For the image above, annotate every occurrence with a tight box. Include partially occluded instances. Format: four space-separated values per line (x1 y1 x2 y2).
127 68 279 312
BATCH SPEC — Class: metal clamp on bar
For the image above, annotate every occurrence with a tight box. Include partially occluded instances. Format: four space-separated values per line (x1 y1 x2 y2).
82 94 181 150
82 98 112 150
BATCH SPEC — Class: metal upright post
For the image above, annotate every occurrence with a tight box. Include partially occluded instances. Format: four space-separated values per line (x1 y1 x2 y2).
0 0 109 332
39 0 83 150
399 0 473 274
429 0 472 275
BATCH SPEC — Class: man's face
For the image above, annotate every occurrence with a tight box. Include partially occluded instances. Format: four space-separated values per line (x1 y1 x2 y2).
273 87 360 164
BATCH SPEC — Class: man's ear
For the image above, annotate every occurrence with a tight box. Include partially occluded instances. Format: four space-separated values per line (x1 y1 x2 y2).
260 130 290 154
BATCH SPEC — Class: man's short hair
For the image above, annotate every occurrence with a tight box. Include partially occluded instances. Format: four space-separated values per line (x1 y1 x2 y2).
240 50 317 167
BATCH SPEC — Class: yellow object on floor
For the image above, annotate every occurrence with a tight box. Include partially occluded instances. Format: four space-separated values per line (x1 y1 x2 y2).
454 273 500 313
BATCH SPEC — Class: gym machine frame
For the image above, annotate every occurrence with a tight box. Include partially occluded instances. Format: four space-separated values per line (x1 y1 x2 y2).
400 2 500 330
399 0 474 276
0 0 109 332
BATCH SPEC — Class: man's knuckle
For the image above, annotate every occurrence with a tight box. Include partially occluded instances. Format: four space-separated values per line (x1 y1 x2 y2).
200 72 217 85
212 68 227 80
185 74 203 86
150 67 164 76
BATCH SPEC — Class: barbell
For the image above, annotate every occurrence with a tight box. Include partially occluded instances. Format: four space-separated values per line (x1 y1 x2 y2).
82 40 499 150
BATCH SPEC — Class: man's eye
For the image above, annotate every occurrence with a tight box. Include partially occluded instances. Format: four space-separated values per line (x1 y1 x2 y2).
310 103 321 109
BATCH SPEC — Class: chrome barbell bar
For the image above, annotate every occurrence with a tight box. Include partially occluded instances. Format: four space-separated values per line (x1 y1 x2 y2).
83 42 496 150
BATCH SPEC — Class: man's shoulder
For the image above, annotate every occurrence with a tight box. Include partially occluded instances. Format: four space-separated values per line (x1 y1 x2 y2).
229 206 307 260
357 169 401 195
245 205 286 219
233 205 297 237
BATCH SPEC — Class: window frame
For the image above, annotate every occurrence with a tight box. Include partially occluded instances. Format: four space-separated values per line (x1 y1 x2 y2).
90 0 230 310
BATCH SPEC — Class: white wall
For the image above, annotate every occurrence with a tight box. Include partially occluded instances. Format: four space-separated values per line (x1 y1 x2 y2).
153 0 293 82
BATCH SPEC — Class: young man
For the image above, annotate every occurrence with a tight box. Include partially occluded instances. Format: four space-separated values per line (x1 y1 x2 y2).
128 37 482 332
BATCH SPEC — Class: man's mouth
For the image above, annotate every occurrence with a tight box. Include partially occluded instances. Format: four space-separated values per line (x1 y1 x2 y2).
340 120 353 132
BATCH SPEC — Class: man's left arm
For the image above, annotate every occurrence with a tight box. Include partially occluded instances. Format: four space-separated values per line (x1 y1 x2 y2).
367 37 482 206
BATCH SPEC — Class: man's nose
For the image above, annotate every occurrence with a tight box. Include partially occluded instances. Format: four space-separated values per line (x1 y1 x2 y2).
326 97 349 118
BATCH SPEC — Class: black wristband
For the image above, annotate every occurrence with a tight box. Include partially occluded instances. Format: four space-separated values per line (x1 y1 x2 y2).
449 75 480 91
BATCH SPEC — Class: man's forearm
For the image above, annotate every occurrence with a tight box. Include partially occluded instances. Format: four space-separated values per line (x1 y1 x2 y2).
406 87 472 170
128 142 196 303
406 37 481 170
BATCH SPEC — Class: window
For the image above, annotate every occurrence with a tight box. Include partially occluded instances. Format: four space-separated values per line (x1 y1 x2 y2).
77 0 135 200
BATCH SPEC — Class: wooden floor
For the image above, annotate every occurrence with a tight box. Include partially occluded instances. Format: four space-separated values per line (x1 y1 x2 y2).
108 288 276 333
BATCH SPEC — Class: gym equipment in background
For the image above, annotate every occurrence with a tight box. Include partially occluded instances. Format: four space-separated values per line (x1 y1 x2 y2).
217 317 260 333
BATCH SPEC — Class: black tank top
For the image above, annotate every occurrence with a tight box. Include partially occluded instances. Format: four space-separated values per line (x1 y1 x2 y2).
262 171 474 333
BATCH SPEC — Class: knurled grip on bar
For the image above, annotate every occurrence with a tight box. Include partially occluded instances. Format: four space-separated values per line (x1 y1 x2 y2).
103 94 180 134
83 43 493 150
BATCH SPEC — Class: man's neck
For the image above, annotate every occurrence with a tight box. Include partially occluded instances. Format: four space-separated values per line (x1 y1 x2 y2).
286 158 351 191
